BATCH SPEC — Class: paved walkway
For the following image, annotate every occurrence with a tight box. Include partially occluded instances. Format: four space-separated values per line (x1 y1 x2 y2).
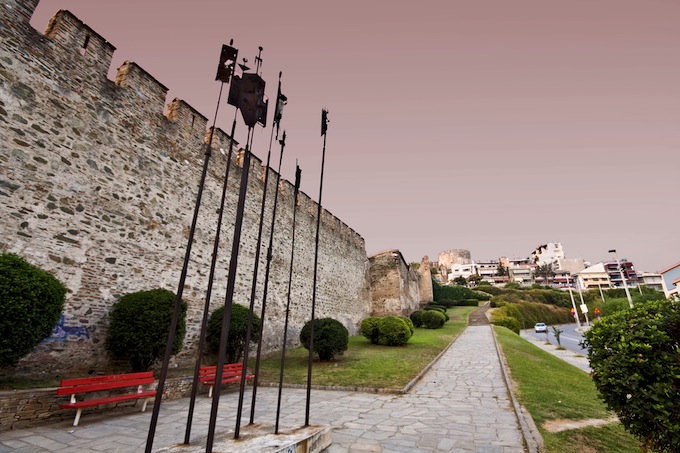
1 325 527 453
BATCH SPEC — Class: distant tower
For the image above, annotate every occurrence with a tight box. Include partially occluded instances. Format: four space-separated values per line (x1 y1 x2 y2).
438 249 472 269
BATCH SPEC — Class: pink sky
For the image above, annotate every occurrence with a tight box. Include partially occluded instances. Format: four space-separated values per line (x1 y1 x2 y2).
31 0 680 272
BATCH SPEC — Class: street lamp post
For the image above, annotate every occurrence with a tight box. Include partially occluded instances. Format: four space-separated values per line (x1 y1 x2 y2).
608 249 634 308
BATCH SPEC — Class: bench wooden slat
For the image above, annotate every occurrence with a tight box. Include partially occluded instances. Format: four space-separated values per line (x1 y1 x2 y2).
56 376 155 395
59 390 157 409
58 371 153 387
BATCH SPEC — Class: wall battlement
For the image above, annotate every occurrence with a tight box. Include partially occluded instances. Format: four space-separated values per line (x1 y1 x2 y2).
0 0 370 375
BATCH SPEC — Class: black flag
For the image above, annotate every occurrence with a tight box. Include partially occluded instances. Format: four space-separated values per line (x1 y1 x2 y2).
216 44 238 83
228 72 267 128
273 73 287 135
321 109 329 136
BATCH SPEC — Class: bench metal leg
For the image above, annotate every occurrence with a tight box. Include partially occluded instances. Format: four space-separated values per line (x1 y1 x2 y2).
141 397 148 412
208 385 213 399
73 408 82 427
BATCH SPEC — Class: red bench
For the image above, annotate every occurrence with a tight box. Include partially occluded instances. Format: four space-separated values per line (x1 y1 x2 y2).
198 363 253 398
56 371 158 426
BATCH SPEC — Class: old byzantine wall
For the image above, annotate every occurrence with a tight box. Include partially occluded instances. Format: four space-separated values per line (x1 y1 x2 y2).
0 0 371 375
368 250 423 317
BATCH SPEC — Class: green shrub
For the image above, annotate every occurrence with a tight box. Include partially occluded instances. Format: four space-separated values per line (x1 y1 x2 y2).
459 299 480 307
437 299 456 308
300 318 348 361
0 253 67 368
107 288 187 371
434 309 450 321
479 286 504 296
490 300 572 329
433 279 488 301
377 317 412 346
410 310 424 327
582 299 680 452
399 316 415 335
360 316 380 344
422 310 446 329
207 303 260 363
490 316 520 334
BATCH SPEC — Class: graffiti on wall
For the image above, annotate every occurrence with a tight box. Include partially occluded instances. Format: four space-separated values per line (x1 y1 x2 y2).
44 315 90 342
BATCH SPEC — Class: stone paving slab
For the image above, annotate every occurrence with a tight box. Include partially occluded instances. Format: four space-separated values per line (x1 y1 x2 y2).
1 325 528 452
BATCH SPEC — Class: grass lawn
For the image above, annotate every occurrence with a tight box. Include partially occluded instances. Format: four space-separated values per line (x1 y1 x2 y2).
256 306 476 390
493 326 641 453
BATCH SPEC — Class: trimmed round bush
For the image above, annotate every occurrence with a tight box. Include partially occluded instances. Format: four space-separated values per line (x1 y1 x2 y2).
0 253 67 368
399 316 415 335
207 303 260 363
107 288 187 371
422 310 446 329
300 318 348 361
582 299 680 451
377 317 412 346
410 310 425 327
360 316 380 344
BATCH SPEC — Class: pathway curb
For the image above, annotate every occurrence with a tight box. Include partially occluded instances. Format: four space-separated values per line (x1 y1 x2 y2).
491 325 545 453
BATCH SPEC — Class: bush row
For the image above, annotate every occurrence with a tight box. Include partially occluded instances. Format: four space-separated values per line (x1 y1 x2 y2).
432 279 491 302
490 288 571 308
489 301 573 333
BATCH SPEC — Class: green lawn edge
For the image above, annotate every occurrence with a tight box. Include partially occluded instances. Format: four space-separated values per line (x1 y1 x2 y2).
256 306 477 391
493 325 641 453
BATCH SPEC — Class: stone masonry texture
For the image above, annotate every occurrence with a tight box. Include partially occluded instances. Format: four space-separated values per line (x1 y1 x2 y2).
0 0 373 376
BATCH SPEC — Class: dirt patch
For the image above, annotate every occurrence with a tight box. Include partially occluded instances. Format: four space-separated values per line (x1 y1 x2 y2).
542 416 619 433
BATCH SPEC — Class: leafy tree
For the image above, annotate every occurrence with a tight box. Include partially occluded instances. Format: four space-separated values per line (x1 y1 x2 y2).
0 253 67 368
467 274 482 285
300 318 348 361
207 303 260 364
453 276 467 286
496 263 508 276
533 263 555 286
582 299 680 452
107 288 186 371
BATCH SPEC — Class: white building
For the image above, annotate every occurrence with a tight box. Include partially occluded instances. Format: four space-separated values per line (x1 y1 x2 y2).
638 272 664 291
531 242 565 265
574 263 612 290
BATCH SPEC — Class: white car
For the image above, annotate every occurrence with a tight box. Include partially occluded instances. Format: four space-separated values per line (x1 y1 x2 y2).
534 323 547 333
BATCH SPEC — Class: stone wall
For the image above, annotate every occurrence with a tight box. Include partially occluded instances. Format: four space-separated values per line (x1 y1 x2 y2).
417 256 434 302
368 250 422 317
0 0 371 376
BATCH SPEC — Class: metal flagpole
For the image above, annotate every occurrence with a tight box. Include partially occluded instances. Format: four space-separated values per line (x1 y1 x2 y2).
205 128 254 453
144 41 236 451
183 108 238 445
249 73 287 425
234 64 276 438
275 162 301 434
305 109 329 427
207 48 268 448
178 41 239 445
